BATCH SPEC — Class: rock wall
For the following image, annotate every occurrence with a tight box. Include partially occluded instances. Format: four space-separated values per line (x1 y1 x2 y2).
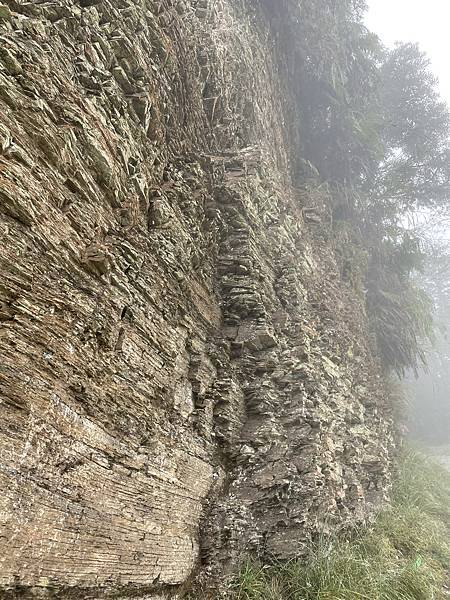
0 0 394 597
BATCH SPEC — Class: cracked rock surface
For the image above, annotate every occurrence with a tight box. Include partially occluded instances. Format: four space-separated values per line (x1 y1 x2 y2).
0 0 394 597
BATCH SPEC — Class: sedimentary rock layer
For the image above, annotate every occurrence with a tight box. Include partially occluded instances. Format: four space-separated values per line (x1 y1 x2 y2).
0 0 394 597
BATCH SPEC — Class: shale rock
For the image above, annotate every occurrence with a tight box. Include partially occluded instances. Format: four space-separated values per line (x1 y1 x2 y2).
0 1 394 598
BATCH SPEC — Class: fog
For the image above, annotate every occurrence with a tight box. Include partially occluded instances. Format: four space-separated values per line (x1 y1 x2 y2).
406 261 450 447
366 0 450 106
367 1 450 448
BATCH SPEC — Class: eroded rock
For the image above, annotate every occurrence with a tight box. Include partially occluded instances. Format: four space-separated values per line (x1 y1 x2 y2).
0 1 394 597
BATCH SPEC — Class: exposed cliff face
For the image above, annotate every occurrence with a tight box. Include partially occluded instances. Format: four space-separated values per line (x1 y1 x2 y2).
0 1 394 597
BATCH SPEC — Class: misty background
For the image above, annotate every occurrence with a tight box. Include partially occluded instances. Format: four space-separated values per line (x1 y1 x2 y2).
366 1 450 447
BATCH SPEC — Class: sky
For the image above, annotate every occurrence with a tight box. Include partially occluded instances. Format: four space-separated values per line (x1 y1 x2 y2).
365 0 450 107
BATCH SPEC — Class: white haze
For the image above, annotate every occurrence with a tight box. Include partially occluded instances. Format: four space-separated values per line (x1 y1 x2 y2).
366 0 450 107
367 0 450 242
367 1 450 448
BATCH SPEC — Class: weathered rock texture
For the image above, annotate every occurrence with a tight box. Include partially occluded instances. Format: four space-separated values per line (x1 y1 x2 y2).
0 0 394 597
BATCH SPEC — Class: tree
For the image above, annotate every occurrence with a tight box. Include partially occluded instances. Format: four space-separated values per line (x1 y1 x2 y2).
288 5 450 375
368 43 450 221
294 1 383 185
361 44 450 375
366 231 434 377
260 2 450 376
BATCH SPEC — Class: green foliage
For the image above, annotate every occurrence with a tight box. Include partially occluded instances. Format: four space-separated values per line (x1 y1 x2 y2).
258 1 450 376
294 1 384 184
270 0 449 376
366 232 434 377
372 44 450 214
254 0 383 184
225 451 450 600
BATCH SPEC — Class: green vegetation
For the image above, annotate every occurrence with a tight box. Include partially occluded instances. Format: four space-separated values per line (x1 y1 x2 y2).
366 233 435 377
228 451 450 600
258 0 450 376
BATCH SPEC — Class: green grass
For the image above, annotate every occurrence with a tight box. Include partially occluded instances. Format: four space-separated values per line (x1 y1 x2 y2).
226 450 450 600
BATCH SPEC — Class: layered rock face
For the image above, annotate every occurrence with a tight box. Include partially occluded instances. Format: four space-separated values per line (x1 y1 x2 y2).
0 0 394 597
